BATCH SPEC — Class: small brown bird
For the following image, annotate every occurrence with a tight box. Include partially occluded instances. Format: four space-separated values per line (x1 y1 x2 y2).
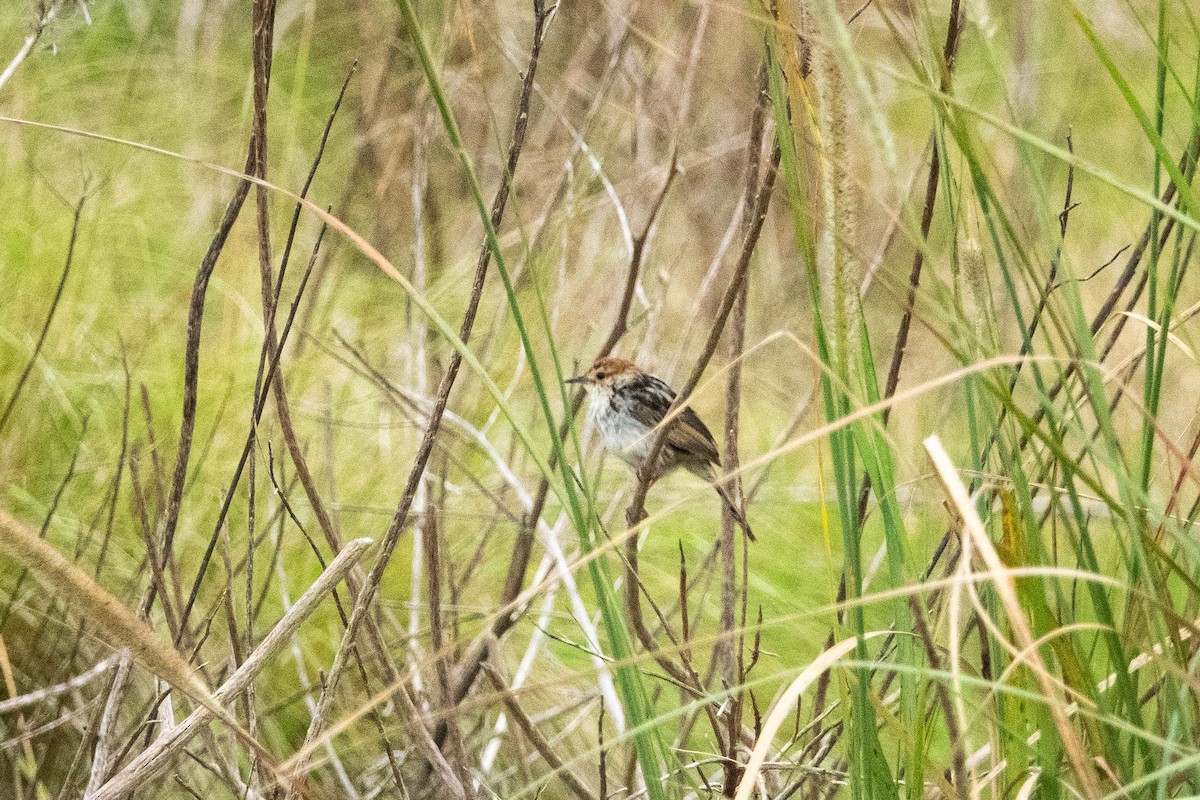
567 356 754 540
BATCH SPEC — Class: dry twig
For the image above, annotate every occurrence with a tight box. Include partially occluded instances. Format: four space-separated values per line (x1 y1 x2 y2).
91 538 375 800
0 194 85 433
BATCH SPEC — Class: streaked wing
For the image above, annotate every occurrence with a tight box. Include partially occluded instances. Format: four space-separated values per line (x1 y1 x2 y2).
624 374 719 465
623 374 674 428
669 406 720 465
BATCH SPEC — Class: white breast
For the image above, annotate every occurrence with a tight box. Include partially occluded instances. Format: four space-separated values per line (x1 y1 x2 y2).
587 390 653 467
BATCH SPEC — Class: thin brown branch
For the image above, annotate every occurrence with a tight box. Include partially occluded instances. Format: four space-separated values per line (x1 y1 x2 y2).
307 3 553 789
129 455 180 640
175 220 330 639
624 140 779 542
879 0 963 419
90 349 133 578
907 595 966 799
0 193 85 433
718 63 768 695
159 149 255 581
424 471 470 789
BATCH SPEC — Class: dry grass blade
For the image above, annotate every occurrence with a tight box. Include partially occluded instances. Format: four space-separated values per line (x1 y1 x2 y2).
0 509 217 709
923 435 1100 799
0 653 117 715
159 147 254 576
733 631 886 800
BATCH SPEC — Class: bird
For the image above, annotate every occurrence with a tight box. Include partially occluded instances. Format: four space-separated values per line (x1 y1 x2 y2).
567 356 754 541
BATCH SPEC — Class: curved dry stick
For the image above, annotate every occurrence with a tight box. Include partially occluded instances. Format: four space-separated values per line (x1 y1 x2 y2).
0 653 118 716
83 651 131 798
173 64 355 639
159 149 254 581
173 220 330 641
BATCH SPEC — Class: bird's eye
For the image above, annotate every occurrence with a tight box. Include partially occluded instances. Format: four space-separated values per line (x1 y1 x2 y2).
596 371 606 380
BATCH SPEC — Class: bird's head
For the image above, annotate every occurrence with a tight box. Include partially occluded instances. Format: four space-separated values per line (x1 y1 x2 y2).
566 356 643 394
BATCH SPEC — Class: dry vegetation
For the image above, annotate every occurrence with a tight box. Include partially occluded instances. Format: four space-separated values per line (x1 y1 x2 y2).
2 0 1200 798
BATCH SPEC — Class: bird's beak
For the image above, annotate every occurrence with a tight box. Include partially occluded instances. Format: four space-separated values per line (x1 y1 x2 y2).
565 375 587 385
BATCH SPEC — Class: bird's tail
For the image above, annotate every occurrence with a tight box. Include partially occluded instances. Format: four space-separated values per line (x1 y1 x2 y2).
712 475 755 542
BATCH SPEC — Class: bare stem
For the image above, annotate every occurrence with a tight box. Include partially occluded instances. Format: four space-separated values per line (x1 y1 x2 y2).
0 194 85 433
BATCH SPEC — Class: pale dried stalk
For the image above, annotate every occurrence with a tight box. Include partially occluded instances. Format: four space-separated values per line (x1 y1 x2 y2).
337 342 626 732
733 632 886 800
82 652 131 798
90 537 375 800
924 436 1100 799
407 109 433 704
0 1 63 92
478 562 558 776
409 389 624 727
0 653 117 716
276 550 361 799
